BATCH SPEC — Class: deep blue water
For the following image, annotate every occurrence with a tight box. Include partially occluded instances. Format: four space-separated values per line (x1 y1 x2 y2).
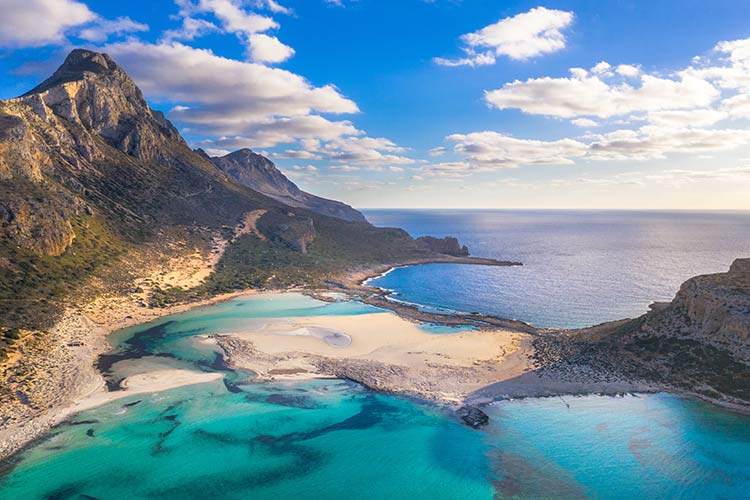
365 209 750 328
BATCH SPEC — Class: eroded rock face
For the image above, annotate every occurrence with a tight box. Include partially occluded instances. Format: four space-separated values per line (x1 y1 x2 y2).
623 258 750 368
211 149 367 223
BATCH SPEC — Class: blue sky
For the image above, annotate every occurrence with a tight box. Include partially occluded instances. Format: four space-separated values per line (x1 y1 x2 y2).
2 0 750 209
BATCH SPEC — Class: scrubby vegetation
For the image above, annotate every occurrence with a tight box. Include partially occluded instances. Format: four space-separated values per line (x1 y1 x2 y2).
0 216 130 329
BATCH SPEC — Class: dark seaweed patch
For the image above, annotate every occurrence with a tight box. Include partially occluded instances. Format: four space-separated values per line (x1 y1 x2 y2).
265 393 319 409
66 419 99 426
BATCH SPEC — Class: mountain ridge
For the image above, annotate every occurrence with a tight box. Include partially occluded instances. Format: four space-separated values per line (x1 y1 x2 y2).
210 148 367 222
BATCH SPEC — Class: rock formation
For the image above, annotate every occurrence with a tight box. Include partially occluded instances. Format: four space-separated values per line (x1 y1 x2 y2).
415 236 469 256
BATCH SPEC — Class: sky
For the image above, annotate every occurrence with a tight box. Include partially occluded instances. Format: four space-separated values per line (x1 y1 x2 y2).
1 0 750 209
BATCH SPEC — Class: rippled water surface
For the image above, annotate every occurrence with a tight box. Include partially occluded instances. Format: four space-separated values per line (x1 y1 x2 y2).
365 209 750 328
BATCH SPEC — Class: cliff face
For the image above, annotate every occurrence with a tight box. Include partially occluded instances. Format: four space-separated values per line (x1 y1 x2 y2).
211 149 367 223
638 258 750 361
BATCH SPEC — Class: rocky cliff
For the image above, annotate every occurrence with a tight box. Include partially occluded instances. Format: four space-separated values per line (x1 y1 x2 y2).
637 259 750 361
210 149 366 223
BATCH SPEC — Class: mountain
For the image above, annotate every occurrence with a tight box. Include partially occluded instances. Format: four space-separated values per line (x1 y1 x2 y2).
209 149 366 222
0 49 467 331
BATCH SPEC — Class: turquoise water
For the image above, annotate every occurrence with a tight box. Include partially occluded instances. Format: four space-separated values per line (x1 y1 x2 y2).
2 294 749 498
365 210 750 328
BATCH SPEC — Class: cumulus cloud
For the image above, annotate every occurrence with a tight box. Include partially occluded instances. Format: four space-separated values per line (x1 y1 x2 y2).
571 118 599 127
0 0 96 47
446 131 588 168
162 17 221 42
105 41 357 126
431 124 750 174
586 125 750 161
247 33 295 63
174 0 295 63
485 64 718 118
435 7 574 67
78 16 149 43
191 115 360 149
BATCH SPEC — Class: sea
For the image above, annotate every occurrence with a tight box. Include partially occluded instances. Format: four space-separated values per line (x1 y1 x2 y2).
1 210 749 499
365 209 750 328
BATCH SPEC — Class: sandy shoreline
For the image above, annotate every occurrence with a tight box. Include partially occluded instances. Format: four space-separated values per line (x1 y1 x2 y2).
0 255 731 462
0 253 521 461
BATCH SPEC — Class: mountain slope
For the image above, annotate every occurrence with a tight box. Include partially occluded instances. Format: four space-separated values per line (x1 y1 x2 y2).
210 149 366 222
0 49 460 331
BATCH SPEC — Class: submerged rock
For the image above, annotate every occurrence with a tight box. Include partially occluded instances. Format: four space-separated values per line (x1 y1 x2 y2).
457 405 489 428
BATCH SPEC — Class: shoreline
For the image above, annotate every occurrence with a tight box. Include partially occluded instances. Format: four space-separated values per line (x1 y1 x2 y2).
0 254 519 461
1 255 747 462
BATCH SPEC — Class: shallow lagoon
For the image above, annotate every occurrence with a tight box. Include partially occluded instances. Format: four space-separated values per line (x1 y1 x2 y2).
1 293 749 499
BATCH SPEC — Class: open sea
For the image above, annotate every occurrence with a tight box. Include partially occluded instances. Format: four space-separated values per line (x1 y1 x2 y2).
2 211 750 499
365 209 750 328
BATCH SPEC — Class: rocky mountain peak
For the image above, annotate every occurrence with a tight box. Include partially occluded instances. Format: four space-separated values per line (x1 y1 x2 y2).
23 49 124 96
11 49 184 163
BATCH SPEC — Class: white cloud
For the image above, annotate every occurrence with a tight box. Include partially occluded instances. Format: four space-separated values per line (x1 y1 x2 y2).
175 0 294 63
435 7 574 67
586 125 750 161
247 33 295 63
78 16 149 43
446 131 588 169
435 123 750 173
255 0 292 15
329 165 361 172
162 17 220 42
689 38 750 90
291 164 318 171
0 0 94 47
615 64 640 77
571 118 599 127
485 63 719 118
181 0 277 34
722 93 750 119
105 41 357 127
645 109 726 127
192 115 360 148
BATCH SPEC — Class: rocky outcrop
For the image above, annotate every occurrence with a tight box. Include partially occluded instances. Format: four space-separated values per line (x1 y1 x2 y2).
638 258 750 361
415 236 469 257
211 149 367 223
565 259 750 408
